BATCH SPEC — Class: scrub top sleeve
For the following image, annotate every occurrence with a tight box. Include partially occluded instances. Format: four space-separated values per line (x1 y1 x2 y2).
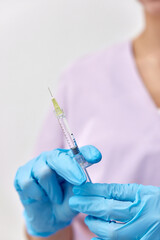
32 75 69 157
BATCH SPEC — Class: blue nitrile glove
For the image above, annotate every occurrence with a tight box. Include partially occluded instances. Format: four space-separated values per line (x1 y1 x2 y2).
69 183 160 240
14 146 102 237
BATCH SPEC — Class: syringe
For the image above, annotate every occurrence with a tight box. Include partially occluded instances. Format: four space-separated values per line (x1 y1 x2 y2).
48 88 92 183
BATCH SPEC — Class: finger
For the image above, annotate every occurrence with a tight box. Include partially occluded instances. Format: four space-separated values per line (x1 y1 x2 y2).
85 216 122 239
31 153 63 204
46 149 87 185
69 196 135 222
86 213 156 240
14 159 46 204
79 145 102 164
73 183 139 202
113 213 159 240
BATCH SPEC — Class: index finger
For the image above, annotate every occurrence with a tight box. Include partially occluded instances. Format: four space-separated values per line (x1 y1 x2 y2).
73 183 140 202
46 149 86 185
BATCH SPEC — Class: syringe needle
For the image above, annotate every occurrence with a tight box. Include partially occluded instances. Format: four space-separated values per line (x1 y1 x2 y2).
48 87 53 98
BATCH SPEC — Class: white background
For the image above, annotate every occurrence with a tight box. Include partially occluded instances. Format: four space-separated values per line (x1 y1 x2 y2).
0 1 144 239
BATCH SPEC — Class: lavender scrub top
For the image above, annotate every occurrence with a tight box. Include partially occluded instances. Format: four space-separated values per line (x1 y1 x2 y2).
33 41 160 240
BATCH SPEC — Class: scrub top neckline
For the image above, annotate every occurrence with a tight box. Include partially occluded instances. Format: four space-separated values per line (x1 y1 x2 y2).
127 41 160 120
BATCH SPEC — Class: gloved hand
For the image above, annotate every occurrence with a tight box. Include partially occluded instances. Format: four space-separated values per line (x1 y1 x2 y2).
14 145 102 237
69 183 160 240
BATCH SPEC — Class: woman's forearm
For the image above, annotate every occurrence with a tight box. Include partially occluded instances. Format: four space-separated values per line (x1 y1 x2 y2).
25 226 73 240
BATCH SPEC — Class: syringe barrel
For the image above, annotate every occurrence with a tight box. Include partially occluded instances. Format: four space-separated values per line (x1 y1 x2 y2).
54 111 92 182
57 114 76 149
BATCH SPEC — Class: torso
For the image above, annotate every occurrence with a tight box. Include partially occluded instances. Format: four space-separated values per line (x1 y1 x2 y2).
37 41 160 240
